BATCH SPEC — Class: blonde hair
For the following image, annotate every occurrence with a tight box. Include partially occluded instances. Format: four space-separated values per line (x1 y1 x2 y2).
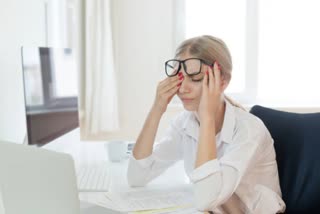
175 35 245 110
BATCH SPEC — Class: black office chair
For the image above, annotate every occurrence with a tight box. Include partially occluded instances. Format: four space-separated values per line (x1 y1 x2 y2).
250 105 320 213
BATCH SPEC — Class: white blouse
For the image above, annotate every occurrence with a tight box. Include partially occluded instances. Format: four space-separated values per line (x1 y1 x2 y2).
127 100 286 213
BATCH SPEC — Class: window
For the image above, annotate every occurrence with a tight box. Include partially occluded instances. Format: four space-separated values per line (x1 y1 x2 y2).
35 0 79 112
51 49 78 98
185 0 246 94
172 0 253 105
46 0 76 48
258 0 320 107
22 47 77 112
179 0 320 107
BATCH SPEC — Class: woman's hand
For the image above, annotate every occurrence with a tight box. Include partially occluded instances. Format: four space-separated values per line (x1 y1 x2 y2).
198 62 223 124
152 71 184 114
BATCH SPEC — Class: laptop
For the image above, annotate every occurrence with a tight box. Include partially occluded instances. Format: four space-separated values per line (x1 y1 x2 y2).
0 141 125 214
0 141 80 214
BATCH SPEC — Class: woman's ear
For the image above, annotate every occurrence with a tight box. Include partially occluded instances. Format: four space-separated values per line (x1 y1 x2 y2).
220 76 229 91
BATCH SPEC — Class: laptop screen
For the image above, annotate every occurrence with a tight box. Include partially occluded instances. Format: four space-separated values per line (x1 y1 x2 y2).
21 47 79 145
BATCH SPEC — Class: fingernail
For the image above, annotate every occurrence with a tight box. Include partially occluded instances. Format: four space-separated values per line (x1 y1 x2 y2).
179 76 184 80
177 83 181 87
216 62 221 70
178 72 182 76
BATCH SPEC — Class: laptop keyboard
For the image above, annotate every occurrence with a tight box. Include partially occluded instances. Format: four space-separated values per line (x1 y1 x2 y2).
76 163 111 192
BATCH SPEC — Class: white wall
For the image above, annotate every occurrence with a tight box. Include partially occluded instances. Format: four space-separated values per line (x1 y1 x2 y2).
109 0 184 141
0 0 46 143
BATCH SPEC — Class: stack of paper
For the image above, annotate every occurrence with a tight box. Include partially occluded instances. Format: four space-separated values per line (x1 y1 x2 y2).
94 186 202 213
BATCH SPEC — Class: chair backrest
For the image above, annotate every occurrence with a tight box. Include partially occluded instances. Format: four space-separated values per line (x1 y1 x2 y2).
250 105 320 213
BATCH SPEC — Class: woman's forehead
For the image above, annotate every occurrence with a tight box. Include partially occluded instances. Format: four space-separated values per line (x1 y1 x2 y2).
177 52 195 60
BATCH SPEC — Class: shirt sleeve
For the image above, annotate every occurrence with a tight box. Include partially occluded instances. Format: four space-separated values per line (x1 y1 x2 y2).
127 118 184 187
190 122 266 211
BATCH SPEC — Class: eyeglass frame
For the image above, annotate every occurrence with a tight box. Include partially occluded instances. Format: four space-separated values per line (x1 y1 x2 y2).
165 57 214 77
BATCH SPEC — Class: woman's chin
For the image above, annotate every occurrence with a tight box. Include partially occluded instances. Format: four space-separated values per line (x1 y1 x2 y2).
183 104 197 111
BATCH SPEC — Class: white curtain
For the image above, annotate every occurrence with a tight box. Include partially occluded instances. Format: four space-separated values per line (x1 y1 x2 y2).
79 0 119 139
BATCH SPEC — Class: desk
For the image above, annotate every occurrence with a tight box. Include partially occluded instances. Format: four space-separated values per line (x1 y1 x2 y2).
43 128 191 212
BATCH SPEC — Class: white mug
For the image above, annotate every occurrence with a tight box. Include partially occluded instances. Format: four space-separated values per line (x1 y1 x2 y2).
105 141 128 162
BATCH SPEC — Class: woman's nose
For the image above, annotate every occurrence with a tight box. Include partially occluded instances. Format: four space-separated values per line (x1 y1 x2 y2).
178 75 191 93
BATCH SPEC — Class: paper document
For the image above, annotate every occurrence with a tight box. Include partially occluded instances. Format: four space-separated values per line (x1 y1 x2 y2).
130 205 202 214
95 186 200 213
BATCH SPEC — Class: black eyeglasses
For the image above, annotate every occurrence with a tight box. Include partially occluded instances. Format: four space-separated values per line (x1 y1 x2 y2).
165 58 214 77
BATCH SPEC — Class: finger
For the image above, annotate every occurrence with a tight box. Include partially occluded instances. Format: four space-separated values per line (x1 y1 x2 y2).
159 75 176 86
159 77 169 85
202 67 209 88
208 64 215 90
160 75 183 94
159 73 184 92
160 69 180 85
213 61 221 90
164 83 180 100
159 74 180 90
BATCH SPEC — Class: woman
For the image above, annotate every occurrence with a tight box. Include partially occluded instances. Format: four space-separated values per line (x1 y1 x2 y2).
127 35 286 213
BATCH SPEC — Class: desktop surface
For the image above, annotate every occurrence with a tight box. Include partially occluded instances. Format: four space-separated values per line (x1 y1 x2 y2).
43 128 190 212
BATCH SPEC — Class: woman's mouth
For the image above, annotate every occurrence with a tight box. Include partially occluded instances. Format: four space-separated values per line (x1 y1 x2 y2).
182 98 194 103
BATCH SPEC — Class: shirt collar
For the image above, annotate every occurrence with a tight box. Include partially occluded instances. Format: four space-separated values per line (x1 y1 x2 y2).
220 99 236 144
181 99 236 144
